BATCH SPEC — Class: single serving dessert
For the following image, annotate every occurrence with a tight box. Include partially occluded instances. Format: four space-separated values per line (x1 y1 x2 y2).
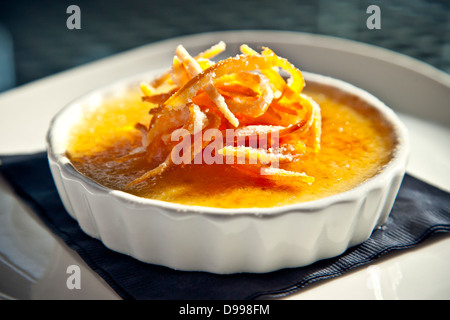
65 42 395 208
47 38 408 273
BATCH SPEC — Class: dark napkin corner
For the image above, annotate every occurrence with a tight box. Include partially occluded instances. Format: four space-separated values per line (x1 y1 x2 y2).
1 151 449 300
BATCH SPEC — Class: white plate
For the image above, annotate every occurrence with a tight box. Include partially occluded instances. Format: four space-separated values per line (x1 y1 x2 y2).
0 30 449 299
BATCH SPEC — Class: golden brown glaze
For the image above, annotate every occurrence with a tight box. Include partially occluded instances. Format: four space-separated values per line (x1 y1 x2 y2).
67 82 394 208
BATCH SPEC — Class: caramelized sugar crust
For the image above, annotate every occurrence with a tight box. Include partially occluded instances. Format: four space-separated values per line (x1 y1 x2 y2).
66 82 395 208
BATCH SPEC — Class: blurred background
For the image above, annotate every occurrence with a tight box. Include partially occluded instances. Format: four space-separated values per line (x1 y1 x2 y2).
0 0 449 93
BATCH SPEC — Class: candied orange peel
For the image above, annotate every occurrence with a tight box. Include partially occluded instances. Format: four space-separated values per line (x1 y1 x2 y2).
125 42 322 188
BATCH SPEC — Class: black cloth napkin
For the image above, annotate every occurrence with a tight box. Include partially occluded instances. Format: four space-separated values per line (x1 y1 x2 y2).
1 151 449 300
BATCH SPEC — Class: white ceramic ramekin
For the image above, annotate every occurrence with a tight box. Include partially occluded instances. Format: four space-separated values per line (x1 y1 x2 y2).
46 71 409 274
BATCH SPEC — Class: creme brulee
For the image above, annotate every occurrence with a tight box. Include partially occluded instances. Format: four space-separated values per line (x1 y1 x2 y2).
66 81 394 208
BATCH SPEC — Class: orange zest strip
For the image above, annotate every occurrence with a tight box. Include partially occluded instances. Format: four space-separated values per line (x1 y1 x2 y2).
175 44 239 127
125 42 322 188
217 146 294 165
260 167 315 185
195 41 226 59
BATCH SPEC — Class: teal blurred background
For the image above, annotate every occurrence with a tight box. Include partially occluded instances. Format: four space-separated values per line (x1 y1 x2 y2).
0 0 449 93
